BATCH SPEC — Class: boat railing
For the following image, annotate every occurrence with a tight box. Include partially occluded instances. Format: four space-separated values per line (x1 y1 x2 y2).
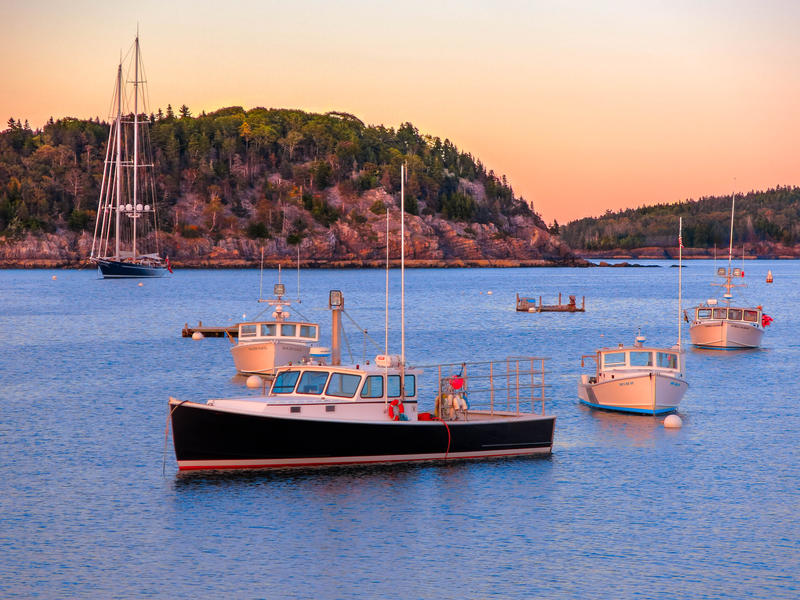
429 357 550 419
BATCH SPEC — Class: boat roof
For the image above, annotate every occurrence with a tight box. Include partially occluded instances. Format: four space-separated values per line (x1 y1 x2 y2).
695 303 762 311
596 344 682 354
273 361 423 376
238 320 318 327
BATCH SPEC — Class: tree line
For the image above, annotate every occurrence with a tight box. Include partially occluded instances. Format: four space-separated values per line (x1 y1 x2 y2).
0 107 542 240
559 186 800 249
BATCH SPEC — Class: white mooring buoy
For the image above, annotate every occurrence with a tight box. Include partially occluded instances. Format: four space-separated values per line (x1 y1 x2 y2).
246 375 262 389
664 414 683 428
138 282 143 287
487 290 493 295
191 331 204 340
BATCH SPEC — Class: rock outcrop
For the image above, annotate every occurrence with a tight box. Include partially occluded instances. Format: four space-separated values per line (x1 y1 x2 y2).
0 186 589 268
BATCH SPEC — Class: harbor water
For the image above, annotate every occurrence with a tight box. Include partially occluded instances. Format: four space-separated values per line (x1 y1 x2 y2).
1 262 797 598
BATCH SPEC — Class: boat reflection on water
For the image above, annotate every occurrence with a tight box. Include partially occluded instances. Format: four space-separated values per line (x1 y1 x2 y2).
578 404 682 446
689 346 766 358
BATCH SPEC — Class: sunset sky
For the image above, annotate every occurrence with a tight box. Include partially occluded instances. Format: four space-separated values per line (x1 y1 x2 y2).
3 0 799 223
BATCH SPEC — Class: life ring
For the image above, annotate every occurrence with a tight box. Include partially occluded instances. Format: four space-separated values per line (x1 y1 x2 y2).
388 398 405 421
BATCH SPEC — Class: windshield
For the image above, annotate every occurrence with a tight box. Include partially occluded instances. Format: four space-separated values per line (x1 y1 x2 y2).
296 371 329 395
272 370 300 394
326 373 362 398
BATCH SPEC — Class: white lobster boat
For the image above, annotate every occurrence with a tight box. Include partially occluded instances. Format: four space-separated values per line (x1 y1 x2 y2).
688 194 771 349
578 336 688 415
689 294 767 349
229 282 321 375
578 218 689 415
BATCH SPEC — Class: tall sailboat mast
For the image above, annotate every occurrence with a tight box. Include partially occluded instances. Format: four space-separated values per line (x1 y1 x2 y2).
91 33 167 278
114 62 123 261
132 34 140 260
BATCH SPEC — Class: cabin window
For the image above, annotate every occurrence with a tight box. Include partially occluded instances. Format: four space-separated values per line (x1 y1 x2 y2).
603 352 626 368
656 352 678 369
629 351 653 367
261 323 276 336
272 370 300 394
299 325 317 339
728 309 743 321
697 308 711 320
296 371 329 395
713 308 727 319
326 373 362 398
388 374 416 397
240 324 257 338
743 310 758 322
281 324 297 337
361 375 384 398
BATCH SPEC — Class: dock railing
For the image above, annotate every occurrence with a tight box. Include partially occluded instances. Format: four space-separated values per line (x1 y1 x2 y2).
427 357 550 420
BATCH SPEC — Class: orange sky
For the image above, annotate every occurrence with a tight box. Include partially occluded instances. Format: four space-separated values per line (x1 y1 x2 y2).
3 0 799 223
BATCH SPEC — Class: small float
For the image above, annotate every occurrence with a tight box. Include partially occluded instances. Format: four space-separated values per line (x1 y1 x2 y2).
516 293 585 313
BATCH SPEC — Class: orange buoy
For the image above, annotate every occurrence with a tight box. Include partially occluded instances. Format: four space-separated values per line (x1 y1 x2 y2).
766 270 773 283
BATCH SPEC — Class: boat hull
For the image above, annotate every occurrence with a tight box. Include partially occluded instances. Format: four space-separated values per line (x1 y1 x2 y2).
96 259 167 279
689 320 763 349
169 400 555 470
230 341 311 375
578 372 687 415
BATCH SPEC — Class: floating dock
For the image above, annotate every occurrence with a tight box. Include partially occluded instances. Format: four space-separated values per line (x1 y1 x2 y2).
181 321 239 338
516 293 585 313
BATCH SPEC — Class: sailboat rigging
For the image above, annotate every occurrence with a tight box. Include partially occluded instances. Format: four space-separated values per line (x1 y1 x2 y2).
90 33 168 278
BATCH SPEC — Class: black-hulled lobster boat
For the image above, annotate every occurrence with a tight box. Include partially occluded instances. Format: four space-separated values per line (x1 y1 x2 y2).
169 355 555 471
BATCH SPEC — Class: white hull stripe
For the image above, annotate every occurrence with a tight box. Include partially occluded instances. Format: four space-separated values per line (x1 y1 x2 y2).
177 447 552 470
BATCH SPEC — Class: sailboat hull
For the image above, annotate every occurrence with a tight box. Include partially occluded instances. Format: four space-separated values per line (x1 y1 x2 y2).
169 400 556 470
96 259 167 279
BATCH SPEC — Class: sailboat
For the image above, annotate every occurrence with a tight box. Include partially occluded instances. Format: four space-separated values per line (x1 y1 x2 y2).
578 219 688 414
168 165 555 470
90 34 169 278
688 194 770 349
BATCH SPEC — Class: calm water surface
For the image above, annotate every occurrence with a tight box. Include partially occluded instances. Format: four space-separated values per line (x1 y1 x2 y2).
1 262 797 598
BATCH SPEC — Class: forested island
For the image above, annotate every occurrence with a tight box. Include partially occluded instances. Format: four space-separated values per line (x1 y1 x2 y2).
559 186 800 259
0 108 581 268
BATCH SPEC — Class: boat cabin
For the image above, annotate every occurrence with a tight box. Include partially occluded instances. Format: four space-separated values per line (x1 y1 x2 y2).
269 365 417 403
694 305 762 326
582 343 684 383
237 321 320 344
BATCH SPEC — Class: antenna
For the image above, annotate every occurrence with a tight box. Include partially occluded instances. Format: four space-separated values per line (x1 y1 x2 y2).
400 162 406 401
296 243 301 302
678 217 683 349
727 190 735 276
385 193 389 356
258 246 264 301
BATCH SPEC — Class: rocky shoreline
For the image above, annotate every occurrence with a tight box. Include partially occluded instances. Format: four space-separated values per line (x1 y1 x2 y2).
1 258 591 269
0 229 593 269
579 244 800 260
